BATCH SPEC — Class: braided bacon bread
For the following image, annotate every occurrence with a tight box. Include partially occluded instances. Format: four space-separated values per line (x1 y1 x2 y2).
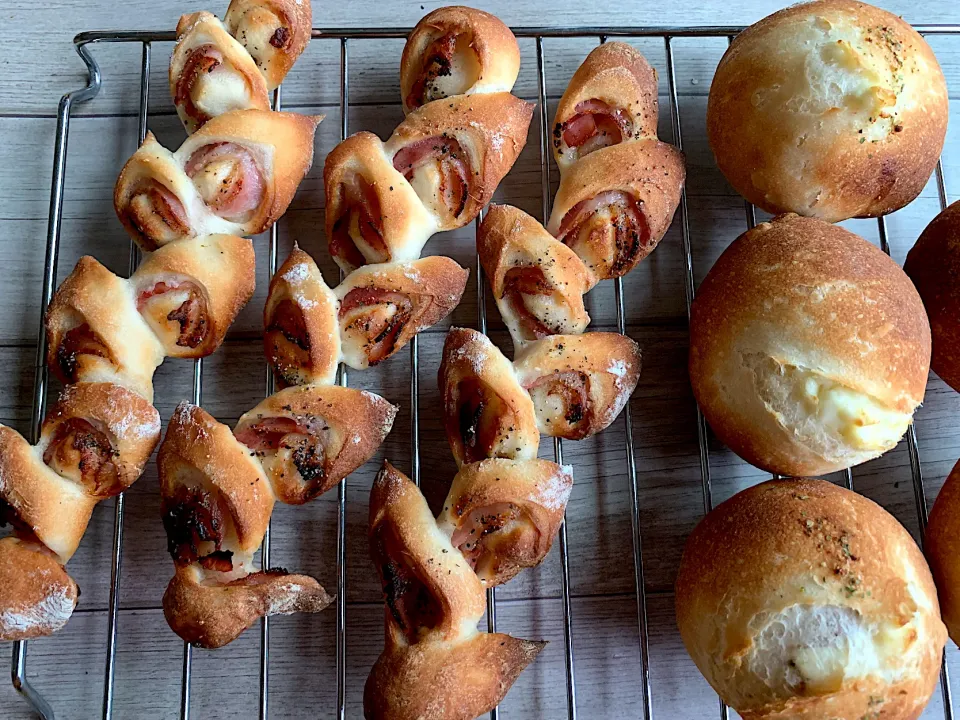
325 6 531 274
0 383 160 640
160 388 396 647
170 0 312 133
264 246 468 384
364 461 545 719
115 109 321 251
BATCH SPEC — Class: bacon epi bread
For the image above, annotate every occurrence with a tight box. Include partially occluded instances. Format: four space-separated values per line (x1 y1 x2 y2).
170 0 313 133
324 6 532 274
365 461 546 719
115 109 322 251
2 230 257 641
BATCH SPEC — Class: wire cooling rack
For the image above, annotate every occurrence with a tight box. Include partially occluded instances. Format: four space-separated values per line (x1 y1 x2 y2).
11 22 960 720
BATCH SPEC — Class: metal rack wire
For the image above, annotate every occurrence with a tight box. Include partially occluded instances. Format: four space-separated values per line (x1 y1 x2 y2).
11 21 960 720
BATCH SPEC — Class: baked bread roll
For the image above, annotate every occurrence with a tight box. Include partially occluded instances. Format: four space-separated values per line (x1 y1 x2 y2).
0 537 79 641
159 402 333 648
336 256 468 369
46 256 165 401
223 0 312 91
234 384 397 504
547 139 685 280
904 200 960 393
552 41 659 174
689 214 930 477
399 6 521 114
115 109 321 251
169 11 270 134
385 92 533 232
0 382 160 641
676 478 946 720
264 245 341 387
324 131 438 273
131 234 256 358
478 204 595 349
707 0 948 222
439 327 540 467
926 458 960 645
47 236 255 401
513 332 641 440
364 460 545 720
436 458 573 587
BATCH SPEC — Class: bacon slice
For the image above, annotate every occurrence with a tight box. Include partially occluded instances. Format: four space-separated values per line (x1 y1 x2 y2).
234 416 328 491
265 298 310 385
126 180 191 251
406 33 458 110
185 142 266 222
450 501 535 570
161 485 230 568
525 371 592 438
456 378 515 465
370 521 445 642
42 418 121 496
502 266 557 341
137 281 208 349
174 44 224 127
55 324 114 382
555 190 651 278
339 288 414 366
329 175 391 269
392 136 469 219
556 99 633 158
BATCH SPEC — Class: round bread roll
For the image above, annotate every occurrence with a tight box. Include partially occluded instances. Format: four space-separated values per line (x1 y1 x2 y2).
707 0 948 222
905 200 960 393
676 478 946 720
689 213 930 477
924 458 960 645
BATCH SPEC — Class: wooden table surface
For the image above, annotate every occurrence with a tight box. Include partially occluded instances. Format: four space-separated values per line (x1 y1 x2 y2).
3 0 960 718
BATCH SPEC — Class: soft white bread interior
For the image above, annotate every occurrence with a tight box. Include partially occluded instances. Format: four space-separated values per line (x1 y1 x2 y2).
689 213 930 477
707 0 948 222
676 478 946 720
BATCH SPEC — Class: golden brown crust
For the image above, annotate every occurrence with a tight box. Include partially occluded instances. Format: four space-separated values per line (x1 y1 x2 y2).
399 5 520 114
904 200 960 393
158 402 275 562
707 0 948 222
336 256 468 370
689 213 931 477
437 458 573 587
38 382 161 498
180 109 322 236
131 234 256 358
224 0 312 90
513 333 642 440
364 631 545 720
235 384 397 504
370 461 486 641
676 478 946 719
45 256 165 402
438 327 540 467
170 11 271 134
0 537 79 641
385 92 534 231
114 132 205 251
547 139 685 280
478 204 595 350
553 41 660 172
925 459 960 644
323 131 438 274
163 563 332 649
264 246 341 387
0 426 97 562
